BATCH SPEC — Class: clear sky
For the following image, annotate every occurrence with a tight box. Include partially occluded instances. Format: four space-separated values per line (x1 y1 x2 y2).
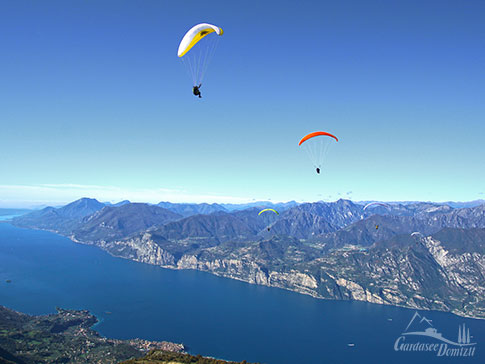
1 0 484 207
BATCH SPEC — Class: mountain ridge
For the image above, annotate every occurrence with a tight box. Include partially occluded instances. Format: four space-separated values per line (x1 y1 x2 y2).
8 198 485 319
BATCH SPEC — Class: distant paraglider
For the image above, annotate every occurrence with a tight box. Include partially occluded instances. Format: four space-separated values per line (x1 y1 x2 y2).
361 202 391 222
178 23 223 98
363 202 391 211
258 208 279 216
258 208 279 231
298 131 338 174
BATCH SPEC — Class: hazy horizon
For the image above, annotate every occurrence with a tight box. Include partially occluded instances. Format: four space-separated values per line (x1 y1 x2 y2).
1 191 484 210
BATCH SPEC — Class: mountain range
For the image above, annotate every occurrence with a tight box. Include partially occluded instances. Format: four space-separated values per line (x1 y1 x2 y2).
8 197 485 319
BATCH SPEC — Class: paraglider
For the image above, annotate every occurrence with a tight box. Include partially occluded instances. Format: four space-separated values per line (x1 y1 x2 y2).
258 208 279 216
178 23 223 97
258 209 279 231
298 131 338 174
363 202 391 211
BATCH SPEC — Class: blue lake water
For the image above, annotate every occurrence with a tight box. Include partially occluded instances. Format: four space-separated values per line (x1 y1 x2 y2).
0 222 483 363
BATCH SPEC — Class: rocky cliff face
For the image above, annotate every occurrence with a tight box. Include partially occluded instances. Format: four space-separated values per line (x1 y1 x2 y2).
96 228 485 319
72 233 177 266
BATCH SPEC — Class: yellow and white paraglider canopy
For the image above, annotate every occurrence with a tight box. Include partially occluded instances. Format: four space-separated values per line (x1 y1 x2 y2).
177 23 223 87
177 23 223 58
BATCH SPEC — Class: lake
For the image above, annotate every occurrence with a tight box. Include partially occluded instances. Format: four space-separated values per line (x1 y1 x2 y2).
0 222 483 363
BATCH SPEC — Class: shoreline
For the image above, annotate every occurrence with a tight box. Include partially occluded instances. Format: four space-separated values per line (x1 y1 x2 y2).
0 304 185 363
4 221 485 321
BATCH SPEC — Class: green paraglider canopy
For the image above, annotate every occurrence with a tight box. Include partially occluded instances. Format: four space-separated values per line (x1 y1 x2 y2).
258 208 279 216
259 208 279 232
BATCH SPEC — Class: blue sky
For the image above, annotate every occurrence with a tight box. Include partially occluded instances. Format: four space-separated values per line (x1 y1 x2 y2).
0 0 484 207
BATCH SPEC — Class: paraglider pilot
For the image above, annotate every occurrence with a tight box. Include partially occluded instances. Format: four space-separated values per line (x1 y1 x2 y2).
316 168 320 174
193 84 202 98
